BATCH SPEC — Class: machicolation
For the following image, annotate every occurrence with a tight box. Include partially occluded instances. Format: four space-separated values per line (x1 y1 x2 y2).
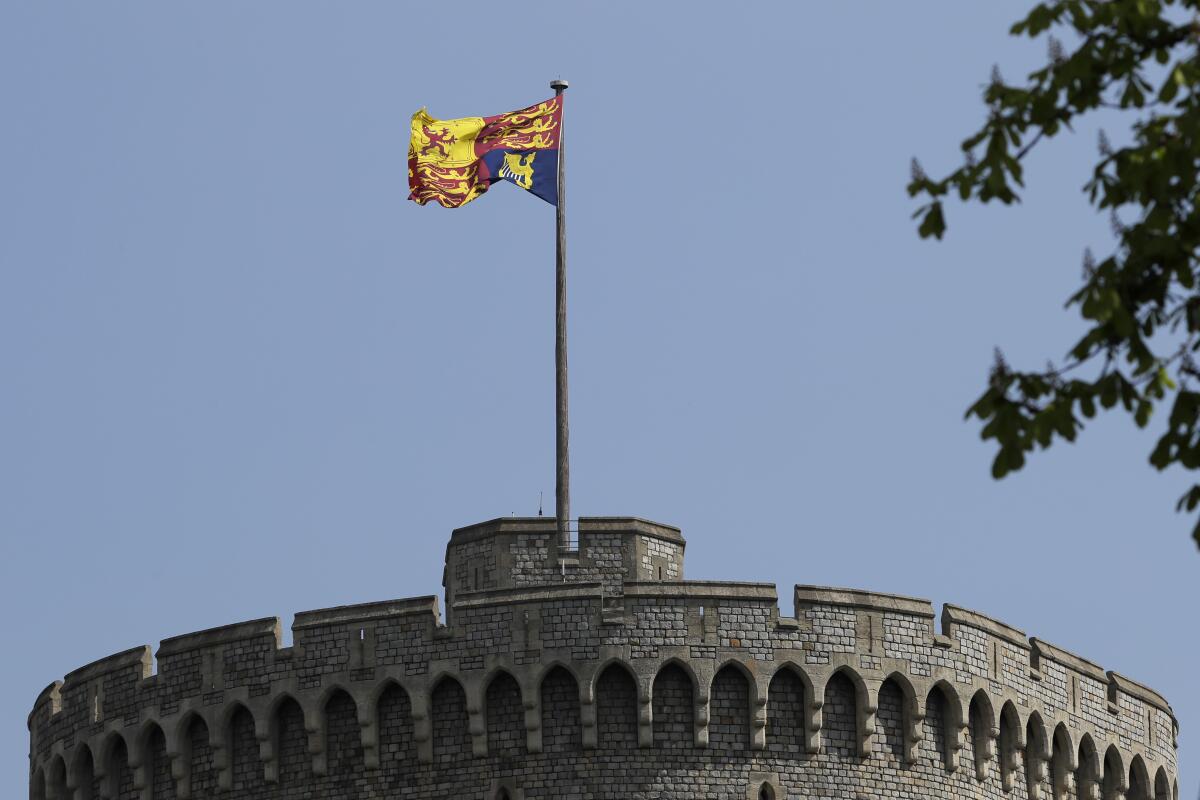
28 517 1180 799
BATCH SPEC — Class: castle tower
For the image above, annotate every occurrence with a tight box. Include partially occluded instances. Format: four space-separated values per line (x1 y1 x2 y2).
442 517 685 617
28 518 1180 800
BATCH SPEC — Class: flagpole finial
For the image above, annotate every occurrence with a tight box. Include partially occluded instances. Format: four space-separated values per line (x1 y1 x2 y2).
550 79 569 94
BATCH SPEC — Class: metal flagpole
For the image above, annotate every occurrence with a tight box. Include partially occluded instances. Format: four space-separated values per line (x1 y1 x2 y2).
550 78 570 551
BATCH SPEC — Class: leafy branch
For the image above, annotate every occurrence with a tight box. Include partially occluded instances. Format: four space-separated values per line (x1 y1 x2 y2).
908 0 1200 546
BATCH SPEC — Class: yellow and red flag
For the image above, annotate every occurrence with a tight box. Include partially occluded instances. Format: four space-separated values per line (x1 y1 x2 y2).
408 96 562 208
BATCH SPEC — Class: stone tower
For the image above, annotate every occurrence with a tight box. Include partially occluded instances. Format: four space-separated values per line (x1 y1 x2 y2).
29 517 1179 799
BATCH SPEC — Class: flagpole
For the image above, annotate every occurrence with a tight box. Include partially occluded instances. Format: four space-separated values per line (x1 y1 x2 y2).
551 78 570 551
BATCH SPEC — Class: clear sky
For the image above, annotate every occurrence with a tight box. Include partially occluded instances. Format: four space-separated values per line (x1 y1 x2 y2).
1 2 1194 795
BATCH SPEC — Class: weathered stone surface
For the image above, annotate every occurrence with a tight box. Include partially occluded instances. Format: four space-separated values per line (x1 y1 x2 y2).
27 517 1180 800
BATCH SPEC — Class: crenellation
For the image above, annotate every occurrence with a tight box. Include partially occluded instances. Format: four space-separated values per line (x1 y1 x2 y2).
718 605 777 661
803 605 858 663
1080 673 1111 733
28 517 1179 799
942 604 1029 648
638 535 683 582
629 600 687 659
1032 637 1109 685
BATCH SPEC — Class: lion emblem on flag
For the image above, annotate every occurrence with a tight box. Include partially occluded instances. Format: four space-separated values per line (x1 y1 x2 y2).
499 152 536 190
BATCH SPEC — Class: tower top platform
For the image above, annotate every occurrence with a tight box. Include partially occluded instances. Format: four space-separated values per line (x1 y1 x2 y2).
443 516 686 614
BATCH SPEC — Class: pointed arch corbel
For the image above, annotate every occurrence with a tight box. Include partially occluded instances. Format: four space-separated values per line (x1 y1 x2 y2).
750 670 770 751
365 676 413 770
998 700 1024 792
969 689 998 782
883 671 922 766
582 658 643 750
577 663 598 750
409 687 433 764
44 755 67 800
312 685 357 777
301 694 324 778
577 689 596 749
1078 733 1103 800
800 669 822 755
711 658 760 751
463 675 488 758
808 678 824 755
128 719 162 800
209 702 240 792
31 766 47 800
1129 755 1152 800
1153 766 1171 800
66 743 93 800
1051 722 1078 800
1103 744 1128 800
92 730 127 800
689 660 714 748
767 662 821 756
652 657 705 753
930 678 966 773
812 666 874 759
168 710 205 799
257 694 290 783
636 669 654 748
1025 711 1051 799
950 690 970 773
519 670 542 755
357 683 382 770
859 676 881 760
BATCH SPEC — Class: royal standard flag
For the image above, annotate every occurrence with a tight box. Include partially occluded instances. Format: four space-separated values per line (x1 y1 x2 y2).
408 96 561 208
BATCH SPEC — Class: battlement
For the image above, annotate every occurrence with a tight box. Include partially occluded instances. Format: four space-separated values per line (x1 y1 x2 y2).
443 517 685 618
156 617 284 658
28 518 1180 800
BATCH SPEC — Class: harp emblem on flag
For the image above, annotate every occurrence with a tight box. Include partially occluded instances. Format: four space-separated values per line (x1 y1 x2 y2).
500 152 536 190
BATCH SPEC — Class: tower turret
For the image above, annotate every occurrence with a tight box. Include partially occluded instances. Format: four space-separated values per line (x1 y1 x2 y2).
441 516 685 616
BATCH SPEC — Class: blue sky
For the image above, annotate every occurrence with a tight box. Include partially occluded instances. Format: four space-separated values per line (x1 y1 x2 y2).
1 2 1194 795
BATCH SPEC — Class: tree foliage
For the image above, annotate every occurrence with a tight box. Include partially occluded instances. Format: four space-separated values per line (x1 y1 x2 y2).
909 0 1200 547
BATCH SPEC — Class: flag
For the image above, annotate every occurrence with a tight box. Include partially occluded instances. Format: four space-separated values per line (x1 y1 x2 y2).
407 96 562 209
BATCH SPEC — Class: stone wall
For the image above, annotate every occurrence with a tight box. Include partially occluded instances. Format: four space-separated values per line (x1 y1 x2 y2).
28 520 1179 800
443 518 685 612
28 585 1179 800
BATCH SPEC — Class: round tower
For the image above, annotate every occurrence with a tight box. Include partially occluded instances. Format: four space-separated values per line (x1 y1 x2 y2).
28 518 1179 800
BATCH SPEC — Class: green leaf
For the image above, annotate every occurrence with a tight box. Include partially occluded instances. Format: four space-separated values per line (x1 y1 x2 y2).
1135 400 1152 427
1158 70 1180 103
917 202 946 239
1158 367 1176 391
1177 484 1200 512
1100 378 1118 409
1080 394 1096 418
991 450 1009 479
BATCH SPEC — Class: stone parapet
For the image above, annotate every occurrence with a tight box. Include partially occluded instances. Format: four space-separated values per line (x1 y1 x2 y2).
27 520 1180 800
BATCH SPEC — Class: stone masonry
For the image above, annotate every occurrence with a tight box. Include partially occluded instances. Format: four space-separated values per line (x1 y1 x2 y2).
28 517 1180 800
